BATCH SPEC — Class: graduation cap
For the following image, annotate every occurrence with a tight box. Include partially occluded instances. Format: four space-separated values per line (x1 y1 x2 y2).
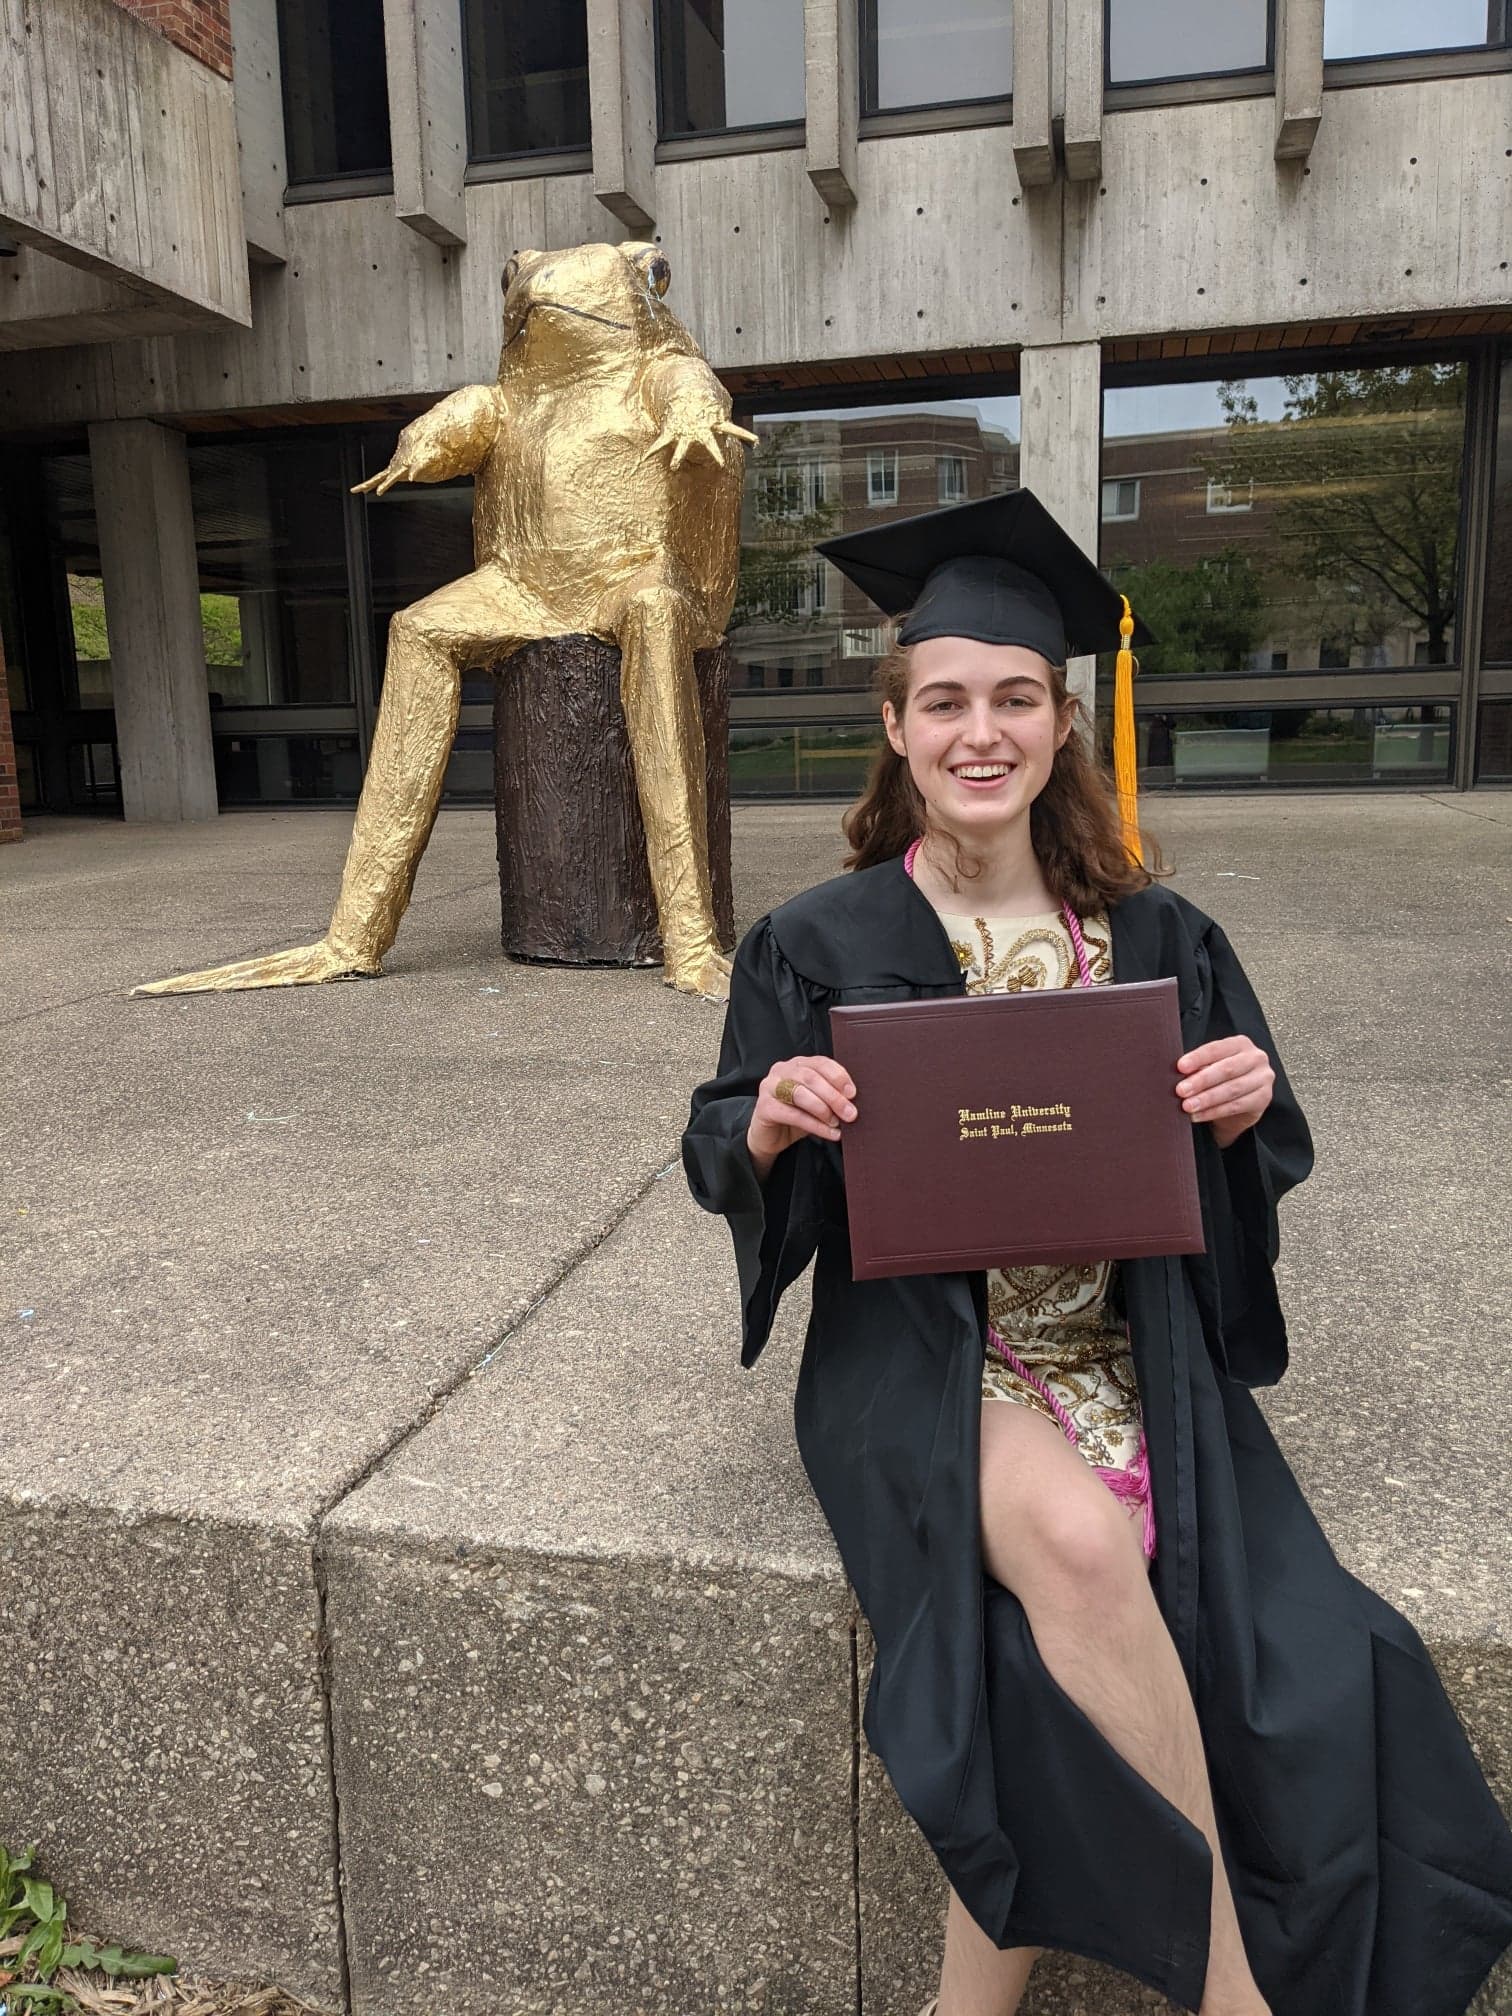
816 488 1154 661
816 488 1152 863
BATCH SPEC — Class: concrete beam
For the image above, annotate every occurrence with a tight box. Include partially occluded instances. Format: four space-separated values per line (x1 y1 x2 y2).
384 0 468 248
805 0 859 208
1012 0 1057 187
588 0 657 233
1274 0 1324 162
1018 341 1102 711
1062 0 1103 182
88 420 218 822
231 0 288 265
0 0 251 331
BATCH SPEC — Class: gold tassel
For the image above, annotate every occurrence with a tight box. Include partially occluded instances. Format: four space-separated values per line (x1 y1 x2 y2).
1113 594 1143 866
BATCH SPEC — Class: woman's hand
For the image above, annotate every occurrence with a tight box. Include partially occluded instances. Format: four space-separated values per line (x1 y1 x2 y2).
747 1057 857 1180
1175 1036 1274 1151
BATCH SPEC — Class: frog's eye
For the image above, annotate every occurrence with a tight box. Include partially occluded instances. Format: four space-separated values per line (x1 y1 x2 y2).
502 255 521 294
643 253 671 299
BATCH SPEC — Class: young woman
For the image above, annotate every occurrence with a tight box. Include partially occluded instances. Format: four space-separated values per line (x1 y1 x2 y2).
682 493 1512 2016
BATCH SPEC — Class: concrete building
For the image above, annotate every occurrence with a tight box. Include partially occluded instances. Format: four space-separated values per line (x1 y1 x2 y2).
1 0 1510 831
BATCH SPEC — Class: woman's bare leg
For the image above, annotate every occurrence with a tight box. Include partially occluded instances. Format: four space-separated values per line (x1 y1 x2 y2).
958 1400 1268 2016
935 1886 1041 2016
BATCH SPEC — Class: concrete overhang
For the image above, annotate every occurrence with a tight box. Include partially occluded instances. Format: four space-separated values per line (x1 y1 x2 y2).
0 0 252 351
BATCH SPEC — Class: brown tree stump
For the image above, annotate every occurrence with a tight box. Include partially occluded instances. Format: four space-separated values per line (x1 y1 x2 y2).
493 636 735 966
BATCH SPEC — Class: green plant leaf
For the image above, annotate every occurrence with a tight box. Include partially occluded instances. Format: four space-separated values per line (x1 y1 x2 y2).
113 1953 176 1979
19 1882 55 1925
8 1984 78 2010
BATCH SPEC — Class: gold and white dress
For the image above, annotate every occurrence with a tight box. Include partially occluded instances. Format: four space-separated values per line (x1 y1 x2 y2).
934 906 1151 1531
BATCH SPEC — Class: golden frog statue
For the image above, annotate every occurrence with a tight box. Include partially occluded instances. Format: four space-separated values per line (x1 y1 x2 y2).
138 240 754 1001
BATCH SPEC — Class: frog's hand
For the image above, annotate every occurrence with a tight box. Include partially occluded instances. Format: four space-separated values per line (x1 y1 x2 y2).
349 384 505 495
642 417 756 471
134 938 380 996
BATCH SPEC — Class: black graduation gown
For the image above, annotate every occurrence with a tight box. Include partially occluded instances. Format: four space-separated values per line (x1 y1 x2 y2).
682 856 1512 2015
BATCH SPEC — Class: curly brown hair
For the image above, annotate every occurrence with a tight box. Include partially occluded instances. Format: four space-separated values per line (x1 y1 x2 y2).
840 637 1163 915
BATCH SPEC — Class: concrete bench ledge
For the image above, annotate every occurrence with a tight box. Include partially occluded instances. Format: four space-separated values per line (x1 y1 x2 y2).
4 799 1510 2015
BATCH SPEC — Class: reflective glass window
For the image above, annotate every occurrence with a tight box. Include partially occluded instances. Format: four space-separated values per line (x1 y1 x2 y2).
1107 0 1269 84
729 722 885 796
1475 702 1512 781
190 439 354 706
464 0 591 159
1324 0 1508 61
41 456 113 706
277 0 392 182
1483 355 1512 664
1108 705 1454 788
1100 362 1468 675
214 734 363 804
0 492 28 710
731 395 1021 706
657 0 805 136
862 0 1012 113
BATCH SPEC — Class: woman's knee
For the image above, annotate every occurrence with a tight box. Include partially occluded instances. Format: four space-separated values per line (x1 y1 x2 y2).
980 1431 1143 1609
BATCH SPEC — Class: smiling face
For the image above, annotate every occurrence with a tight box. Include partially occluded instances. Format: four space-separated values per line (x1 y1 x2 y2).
883 636 1074 844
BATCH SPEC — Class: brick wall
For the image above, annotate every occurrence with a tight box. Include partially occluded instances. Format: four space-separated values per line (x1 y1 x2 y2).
0 645 21 843
112 0 233 79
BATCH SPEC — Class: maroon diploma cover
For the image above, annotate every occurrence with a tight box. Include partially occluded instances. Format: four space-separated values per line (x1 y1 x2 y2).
828 979 1206 1280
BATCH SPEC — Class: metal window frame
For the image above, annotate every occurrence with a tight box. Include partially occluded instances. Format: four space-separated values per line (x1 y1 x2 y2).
652 0 807 143
457 0 594 169
857 0 1016 118
1102 0 1274 91
275 0 394 191
1101 335 1507 787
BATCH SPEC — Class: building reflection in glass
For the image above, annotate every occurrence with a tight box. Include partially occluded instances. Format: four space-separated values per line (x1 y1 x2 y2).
1100 362 1468 677
731 397 1021 695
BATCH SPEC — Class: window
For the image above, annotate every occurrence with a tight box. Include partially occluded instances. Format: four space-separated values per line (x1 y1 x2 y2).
1114 705 1453 788
938 455 967 503
1206 477 1253 514
657 0 805 136
190 439 354 706
1102 478 1140 522
277 0 392 183
1101 362 1469 675
463 0 591 160
1107 0 1270 85
760 461 830 518
1484 353 1512 664
729 393 1021 702
862 0 1013 113
1324 0 1509 61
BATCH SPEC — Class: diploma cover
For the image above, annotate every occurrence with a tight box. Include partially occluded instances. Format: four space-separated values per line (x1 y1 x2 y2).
829 978 1205 1280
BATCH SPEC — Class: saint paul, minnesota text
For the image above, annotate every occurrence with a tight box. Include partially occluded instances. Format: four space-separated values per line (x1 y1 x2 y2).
957 1102 1074 1142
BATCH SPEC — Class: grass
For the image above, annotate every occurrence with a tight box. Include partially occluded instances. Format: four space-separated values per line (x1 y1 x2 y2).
0 1846 320 2016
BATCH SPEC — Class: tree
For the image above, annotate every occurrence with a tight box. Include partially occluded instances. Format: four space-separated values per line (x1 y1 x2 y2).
730 422 842 635
1205 365 1465 664
1108 547 1266 676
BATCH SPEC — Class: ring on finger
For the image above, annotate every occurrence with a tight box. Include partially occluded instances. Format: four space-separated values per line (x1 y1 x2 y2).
773 1076 798 1107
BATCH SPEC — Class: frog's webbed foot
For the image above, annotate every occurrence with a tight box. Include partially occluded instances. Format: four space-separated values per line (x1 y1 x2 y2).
133 937 381 996
642 418 758 472
662 944 732 1003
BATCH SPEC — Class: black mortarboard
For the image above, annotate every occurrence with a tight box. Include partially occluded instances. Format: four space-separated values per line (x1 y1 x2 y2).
816 489 1155 661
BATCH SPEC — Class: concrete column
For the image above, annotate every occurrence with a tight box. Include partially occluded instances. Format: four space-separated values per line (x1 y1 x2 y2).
1012 0 1056 187
1062 0 1103 182
1018 342 1103 713
383 0 468 247
231 0 289 263
88 420 218 822
1274 0 1323 161
805 0 858 207
587 0 656 233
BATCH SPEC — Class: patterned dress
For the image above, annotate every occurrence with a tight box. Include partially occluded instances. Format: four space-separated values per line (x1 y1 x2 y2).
934 906 1149 1491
